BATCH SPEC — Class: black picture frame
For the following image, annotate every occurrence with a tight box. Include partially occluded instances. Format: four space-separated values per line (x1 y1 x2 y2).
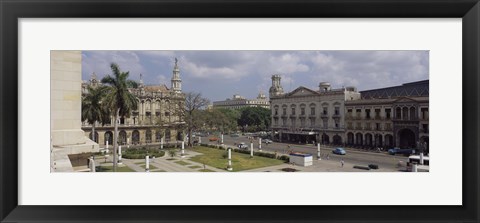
1 0 479 222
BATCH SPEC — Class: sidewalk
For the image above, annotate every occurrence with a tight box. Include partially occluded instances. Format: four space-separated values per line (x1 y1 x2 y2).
98 149 227 172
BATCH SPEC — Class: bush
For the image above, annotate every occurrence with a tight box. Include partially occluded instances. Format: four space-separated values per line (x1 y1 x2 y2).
277 155 290 162
121 148 165 159
368 164 379 169
253 151 276 159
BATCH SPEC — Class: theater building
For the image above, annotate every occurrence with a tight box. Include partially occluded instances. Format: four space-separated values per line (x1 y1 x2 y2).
81 59 186 147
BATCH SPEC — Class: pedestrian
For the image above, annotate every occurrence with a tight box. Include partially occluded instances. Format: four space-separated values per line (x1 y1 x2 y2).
341 159 344 167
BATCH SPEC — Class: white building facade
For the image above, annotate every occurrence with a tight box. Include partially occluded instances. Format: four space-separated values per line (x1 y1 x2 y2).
269 75 360 144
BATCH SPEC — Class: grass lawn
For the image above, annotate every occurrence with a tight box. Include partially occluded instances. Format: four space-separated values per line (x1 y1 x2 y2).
198 169 215 172
190 146 285 172
174 160 191 166
96 165 135 172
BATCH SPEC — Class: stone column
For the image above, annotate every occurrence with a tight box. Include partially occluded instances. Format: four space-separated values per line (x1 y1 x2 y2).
145 155 150 172
317 143 321 160
105 141 110 156
250 142 254 158
258 138 262 151
221 134 224 145
89 158 96 172
227 148 233 171
199 137 202 144
118 146 122 164
160 137 164 149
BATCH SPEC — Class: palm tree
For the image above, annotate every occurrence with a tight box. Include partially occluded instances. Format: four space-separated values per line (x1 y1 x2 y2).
81 85 108 143
101 63 138 172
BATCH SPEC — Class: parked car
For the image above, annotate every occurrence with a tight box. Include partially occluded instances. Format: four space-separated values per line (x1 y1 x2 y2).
230 133 240 137
332 148 346 155
209 137 219 142
388 148 415 155
262 139 273 144
238 142 249 149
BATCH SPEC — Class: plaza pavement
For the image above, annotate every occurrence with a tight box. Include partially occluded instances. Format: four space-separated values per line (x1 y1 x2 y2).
95 149 227 172
92 147 401 172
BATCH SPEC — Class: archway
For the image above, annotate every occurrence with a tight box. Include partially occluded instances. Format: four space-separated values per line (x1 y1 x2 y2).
104 131 113 146
165 129 171 142
132 130 140 144
119 130 127 145
355 133 363 146
89 131 99 143
374 134 383 147
177 131 184 141
384 134 393 148
398 128 416 148
146 129 152 143
333 135 342 145
156 130 162 142
347 132 354 145
321 133 330 144
365 133 373 147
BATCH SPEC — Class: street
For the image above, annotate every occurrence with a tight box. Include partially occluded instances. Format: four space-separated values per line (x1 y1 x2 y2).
205 135 409 170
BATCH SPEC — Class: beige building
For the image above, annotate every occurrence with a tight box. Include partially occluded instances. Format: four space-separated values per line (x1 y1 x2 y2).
345 80 429 151
81 59 186 147
213 93 270 110
269 74 360 144
51 51 99 172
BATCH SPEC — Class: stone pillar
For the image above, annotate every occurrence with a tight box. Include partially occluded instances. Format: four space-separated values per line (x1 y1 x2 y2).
221 134 224 145
160 138 164 149
420 152 424 165
250 142 254 158
227 148 233 171
199 137 201 144
145 155 150 172
317 143 321 160
118 146 122 164
105 140 110 156
258 138 262 151
89 158 96 172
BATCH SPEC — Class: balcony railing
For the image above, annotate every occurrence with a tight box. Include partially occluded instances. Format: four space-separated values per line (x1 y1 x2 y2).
321 113 329 118
332 114 341 119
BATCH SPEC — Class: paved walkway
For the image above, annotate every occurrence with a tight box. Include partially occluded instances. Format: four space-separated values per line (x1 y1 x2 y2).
95 149 227 172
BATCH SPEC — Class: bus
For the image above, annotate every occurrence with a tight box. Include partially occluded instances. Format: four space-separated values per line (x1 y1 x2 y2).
406 155 429 172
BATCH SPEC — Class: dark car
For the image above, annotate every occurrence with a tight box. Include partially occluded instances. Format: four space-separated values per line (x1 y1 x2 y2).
388 148 415 155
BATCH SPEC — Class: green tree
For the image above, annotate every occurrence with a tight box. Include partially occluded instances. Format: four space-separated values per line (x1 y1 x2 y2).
101 63 138 172
81 85 109 143
238 107 271 132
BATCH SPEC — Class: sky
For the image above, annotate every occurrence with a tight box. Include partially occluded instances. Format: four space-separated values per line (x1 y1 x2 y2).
82 51 429 102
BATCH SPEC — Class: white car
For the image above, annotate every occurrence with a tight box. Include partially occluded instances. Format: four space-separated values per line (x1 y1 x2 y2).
262 139 273 144
237 142 249 149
